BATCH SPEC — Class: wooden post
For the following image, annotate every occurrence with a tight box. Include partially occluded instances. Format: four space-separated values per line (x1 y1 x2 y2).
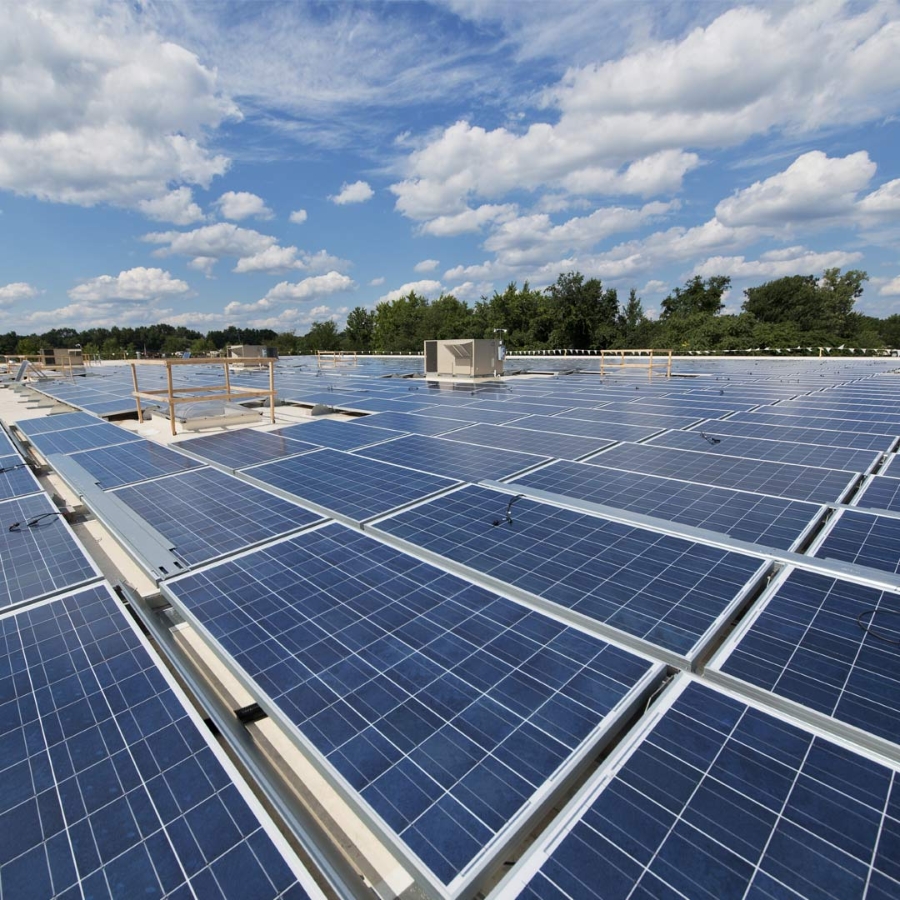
269 359 276 424
223 357 232 401
131 363 143 423
166 361 176 436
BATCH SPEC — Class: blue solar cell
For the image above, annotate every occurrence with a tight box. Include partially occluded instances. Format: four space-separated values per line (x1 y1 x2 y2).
343 397 433 413
647 428 879 472
412 405 526 425
728 409 899 437
111 468 323 567
713 568 900 746
243 448 457 522
854 475 900 513
24 422 142 456
584 442 857 503
272 418 405 451
65 440 204 488
0 494 99 611
350 411 470 436
497 680 898 900
13 411 102 435
354 434 548 482
815 510 900 576
686 417 895 451
177 429 318 470
0 584 321 899
506 414 662 442
559 407 704 430
164 523 660 889
0 455 42 500
440 423 612 460
374 485 766 656
511 460 822 549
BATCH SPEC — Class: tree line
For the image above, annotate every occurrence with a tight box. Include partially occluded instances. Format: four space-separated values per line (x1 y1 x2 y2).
4 268 899 358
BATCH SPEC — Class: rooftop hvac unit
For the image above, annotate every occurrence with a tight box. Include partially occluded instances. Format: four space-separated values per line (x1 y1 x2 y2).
424 338 503 378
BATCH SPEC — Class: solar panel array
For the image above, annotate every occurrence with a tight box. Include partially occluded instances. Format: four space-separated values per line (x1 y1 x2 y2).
493 678 899 900
111 467 324 567
8 354 900 900
0 583 324 899
163 523 663 891
372 484 766 659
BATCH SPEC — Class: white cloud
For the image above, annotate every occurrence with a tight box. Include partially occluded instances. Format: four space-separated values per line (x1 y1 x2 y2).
369 276 385 286
331 180 374 205
144 223 274 260
414 259 440 273
716 151 877 226
302 250 351 274
641 280 668 295
693 247 865 281
289 209 308 224
378 280 444 303
68 267 189 302
0 2 238 208
390 4 900 230
447 280 493 302
419 204 518 237
260 271 356 304
482 201 676 268
215 190 273 221
0 282 38 305
878 276 900 297
138 187 206 225
858 179 900 218
233 246 302 274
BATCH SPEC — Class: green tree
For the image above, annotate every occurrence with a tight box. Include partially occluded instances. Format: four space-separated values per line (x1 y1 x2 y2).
373 291 429 352
343 307 375 351
742 275 820 329
422 295 471 341
300 320 342 354
544 272 618 349
819 268 868 335
660 275 730 319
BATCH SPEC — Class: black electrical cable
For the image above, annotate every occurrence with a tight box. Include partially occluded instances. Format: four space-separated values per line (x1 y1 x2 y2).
492 494 524 527
8 511 64 531
0 462 28 474
699 432 721 445
856 608 900 645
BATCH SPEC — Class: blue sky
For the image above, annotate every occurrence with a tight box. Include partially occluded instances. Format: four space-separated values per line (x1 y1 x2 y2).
2 0 900 334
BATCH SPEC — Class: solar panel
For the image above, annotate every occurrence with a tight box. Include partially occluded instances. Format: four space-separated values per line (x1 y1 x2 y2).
709 567 900 747
511 460 823 549
494 678 899 900
813 509 900 577
272 418 404 451
163 523 663 891
412 405 526 425
0 583 324 900
177 429 318 470
760 402 900 427
342 396 432 413
0 454 42 500
23 422 142 456
584 442 857 503
440 423 613 461
465 400 573 417
243 448 458 523
354 434 549 483
646 428 880 473
854 474 900 513
63 440 204 489
881 454 900 477
686 417 896 451
559 407 704 430
728 409 900 437
111 468 323 567
350 411 471 436
373 485 767 658
13 411 102 434
503 414 662 443
0 494 100 611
